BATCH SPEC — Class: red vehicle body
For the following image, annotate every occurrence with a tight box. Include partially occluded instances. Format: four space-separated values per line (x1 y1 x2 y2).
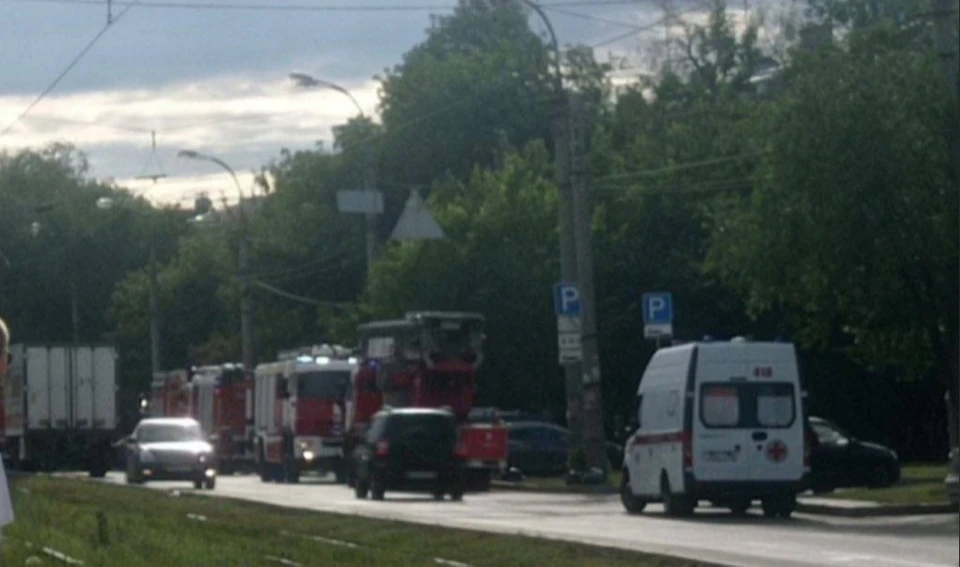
253 345 355 484
149 370 192 418
188 363 254 474
343 311 508 491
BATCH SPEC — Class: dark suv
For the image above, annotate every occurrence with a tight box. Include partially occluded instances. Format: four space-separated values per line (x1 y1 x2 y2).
351 408 464 502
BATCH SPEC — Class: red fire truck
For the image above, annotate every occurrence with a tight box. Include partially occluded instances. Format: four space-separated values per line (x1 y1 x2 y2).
149 369 192 418
343 311 508 491
187 363 254 474
253 345 356 484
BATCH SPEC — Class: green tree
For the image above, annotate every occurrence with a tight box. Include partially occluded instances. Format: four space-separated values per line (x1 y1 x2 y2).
356 141 562 411
376 0 553 186
706 22 959 418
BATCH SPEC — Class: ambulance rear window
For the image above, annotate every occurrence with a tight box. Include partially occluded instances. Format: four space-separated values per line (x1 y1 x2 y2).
700 382 796 429
701 385 740 427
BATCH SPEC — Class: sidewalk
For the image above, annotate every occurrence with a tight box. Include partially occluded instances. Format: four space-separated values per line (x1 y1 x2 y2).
490 481 960 516
795 496 959 517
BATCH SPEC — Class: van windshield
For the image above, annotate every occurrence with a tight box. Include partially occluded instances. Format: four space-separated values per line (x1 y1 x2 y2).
700 382 796 429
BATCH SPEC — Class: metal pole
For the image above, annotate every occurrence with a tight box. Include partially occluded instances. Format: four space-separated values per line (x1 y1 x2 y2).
569 94 608 475
239 226 255 375
363 139 379 274
70 279 80 345
148 242 162 374
931 0 960 492
522 0 584 457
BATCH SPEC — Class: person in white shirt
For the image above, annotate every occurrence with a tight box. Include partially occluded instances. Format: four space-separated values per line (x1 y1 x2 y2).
0 317 15 551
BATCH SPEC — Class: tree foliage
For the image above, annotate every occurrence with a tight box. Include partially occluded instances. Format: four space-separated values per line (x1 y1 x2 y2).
2 0 955 456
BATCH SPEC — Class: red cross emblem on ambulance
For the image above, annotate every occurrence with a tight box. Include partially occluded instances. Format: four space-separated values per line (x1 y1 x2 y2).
766 440 788 463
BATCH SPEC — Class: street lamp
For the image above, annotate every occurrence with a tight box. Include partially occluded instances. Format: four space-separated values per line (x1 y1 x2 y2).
176 150 245 201
176 149 256 377
289 72 380 276
289 73 365 118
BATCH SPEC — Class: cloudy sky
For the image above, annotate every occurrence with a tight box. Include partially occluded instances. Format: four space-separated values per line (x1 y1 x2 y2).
0 0 758 207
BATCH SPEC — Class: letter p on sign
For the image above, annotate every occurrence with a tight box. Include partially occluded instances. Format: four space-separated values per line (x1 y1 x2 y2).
642 292 673 325
554 283 581 317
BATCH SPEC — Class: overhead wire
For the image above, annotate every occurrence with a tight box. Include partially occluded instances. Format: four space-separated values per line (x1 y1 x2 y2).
0 0 141 138
6 0 457 11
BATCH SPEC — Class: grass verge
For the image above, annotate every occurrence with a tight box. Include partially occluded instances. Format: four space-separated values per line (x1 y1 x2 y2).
823 464 952 505
1 475 712 567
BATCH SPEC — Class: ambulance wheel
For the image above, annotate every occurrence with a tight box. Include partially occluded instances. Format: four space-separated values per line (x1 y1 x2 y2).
762 495 795 518
728 499 751 516
660 475 693 517
777 495 797 518
620 471 647 514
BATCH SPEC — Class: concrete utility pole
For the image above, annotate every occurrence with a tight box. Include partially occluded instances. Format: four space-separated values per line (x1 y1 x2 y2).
569 94 608 474
523 0 585 458
177 150 256 374
931 0 960 491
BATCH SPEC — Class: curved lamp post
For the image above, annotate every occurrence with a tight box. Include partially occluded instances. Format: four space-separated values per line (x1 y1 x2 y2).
176 149 255 375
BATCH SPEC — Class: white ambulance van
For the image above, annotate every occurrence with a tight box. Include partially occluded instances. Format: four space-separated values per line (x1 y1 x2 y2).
620 338 808 518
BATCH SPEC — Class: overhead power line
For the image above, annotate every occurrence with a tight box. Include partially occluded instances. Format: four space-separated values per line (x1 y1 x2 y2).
252 280 353 309
7 0 456 11
0 1 140 138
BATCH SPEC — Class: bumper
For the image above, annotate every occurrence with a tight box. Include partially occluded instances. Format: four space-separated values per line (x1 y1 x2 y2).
685 474 804 500
138 463 216 481
464 459 506 471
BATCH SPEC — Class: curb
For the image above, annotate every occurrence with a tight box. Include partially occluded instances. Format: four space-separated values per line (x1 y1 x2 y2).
795 501 959 517
492 482 959 515
491 481 617 495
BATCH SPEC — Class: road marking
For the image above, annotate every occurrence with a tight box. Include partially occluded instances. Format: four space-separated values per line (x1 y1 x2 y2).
434 558 474 567
23 542 85 566
281 530 360 549
264 555 301 566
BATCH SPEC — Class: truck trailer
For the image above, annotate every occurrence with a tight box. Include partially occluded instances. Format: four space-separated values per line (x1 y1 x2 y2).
2 343 119 476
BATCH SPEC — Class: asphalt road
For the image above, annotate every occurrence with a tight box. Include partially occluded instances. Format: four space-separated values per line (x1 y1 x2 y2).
95 472 958 567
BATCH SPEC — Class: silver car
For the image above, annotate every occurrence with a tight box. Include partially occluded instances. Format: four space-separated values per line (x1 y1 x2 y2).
122 417 217 489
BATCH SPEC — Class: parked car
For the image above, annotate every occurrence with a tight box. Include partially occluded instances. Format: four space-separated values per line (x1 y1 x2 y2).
506 421 623 477
120 417 218 490
946 447 959 505
806 416 900 493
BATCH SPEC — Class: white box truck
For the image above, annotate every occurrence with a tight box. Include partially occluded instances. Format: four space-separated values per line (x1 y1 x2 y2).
2 343 119 477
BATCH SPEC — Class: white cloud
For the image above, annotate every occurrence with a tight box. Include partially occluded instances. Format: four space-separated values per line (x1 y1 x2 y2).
0 72 380 206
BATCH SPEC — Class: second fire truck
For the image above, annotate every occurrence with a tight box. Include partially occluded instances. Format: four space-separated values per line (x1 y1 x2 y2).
253 345 356 483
